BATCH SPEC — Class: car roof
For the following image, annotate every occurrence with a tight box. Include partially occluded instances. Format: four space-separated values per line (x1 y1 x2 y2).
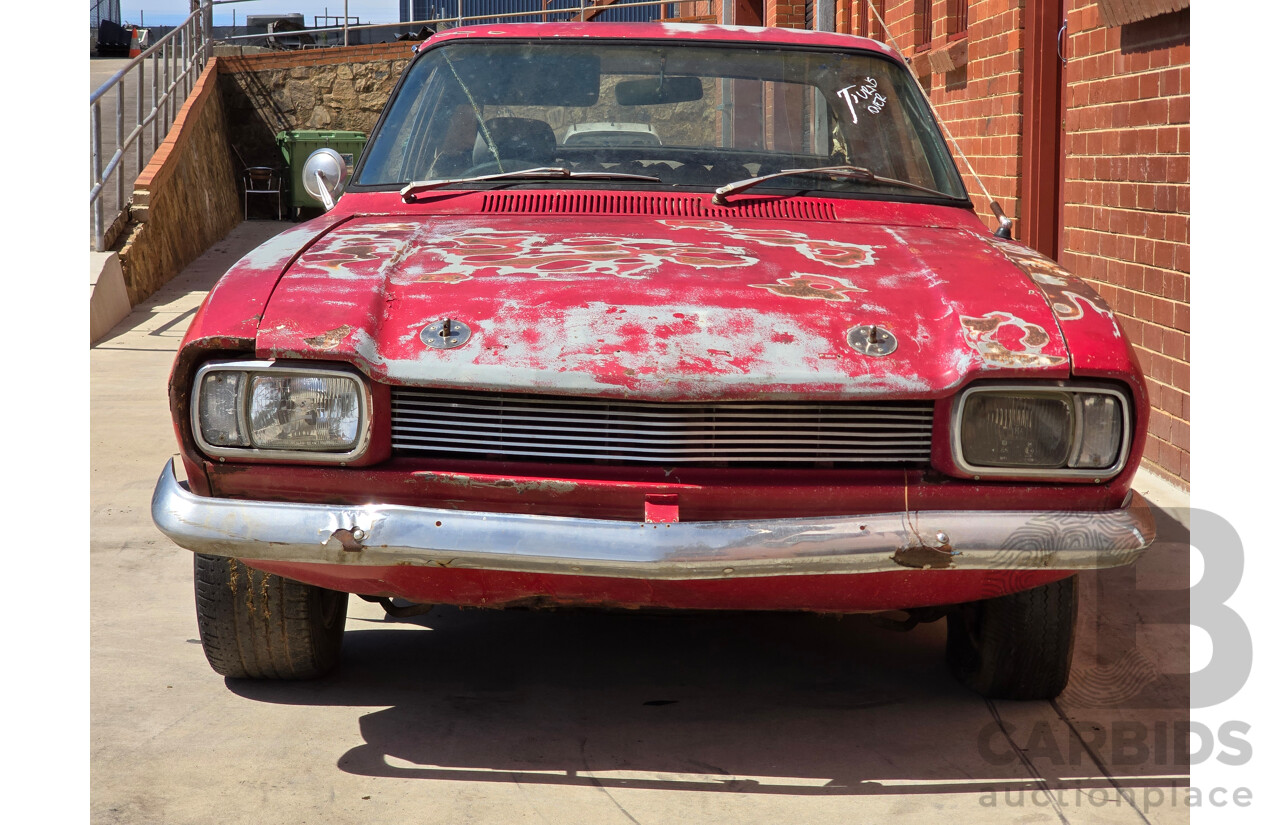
424 22 901 64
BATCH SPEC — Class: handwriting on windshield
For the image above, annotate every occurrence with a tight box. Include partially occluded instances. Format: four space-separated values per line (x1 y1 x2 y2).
837 77 888 124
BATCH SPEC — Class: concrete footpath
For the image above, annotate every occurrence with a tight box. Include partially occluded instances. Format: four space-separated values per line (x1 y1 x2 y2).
91 221 1192 824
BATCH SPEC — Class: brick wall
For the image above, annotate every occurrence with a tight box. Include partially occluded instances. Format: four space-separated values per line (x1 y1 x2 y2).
119 59 241 306
835 1 1025 238
778 1 1189 486
1059 4 1190 484
766 3 807 28
217 43 416 173
919 0 1025 238
663 0 724 22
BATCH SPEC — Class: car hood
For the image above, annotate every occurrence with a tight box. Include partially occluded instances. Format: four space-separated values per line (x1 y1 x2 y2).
255 214 1071 399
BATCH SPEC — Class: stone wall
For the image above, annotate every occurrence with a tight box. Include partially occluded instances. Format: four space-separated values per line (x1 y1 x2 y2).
217 43 416 171
119 59 242 306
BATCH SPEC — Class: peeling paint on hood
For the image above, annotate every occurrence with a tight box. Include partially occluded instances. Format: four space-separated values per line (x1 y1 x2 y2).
255 214 1073 400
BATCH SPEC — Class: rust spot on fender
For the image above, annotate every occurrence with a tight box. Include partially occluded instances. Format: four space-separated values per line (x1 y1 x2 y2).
304 324 354 350
1021 326 1050 348
892 543 959 569
962 314 1002 334
960 312 1068 369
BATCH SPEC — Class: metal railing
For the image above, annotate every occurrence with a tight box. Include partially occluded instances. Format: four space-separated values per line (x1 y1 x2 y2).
220 1 697 45
90 0 713 250
90 4 213 251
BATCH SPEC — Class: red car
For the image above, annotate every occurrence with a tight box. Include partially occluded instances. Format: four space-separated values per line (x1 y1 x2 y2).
152 23 1154 699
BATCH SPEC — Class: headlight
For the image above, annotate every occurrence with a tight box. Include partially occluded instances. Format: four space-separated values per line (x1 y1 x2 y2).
192 361 370 462
952 385 1130 478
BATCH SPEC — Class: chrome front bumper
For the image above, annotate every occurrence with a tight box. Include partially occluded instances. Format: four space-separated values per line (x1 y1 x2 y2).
152 460 1156 580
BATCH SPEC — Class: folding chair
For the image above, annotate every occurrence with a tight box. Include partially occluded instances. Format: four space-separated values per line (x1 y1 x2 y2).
243 166 283 220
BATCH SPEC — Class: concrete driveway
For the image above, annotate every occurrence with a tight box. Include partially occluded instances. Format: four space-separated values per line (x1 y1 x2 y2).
91 222 1191 823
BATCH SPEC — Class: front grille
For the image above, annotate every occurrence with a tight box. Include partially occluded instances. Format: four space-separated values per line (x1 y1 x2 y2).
390 389 934 466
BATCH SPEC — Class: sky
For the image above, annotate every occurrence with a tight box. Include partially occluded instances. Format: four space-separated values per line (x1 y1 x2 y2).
116 1 404 27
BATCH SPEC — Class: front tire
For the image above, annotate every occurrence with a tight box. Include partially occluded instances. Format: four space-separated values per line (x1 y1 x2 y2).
194 554 347 679
945 575 1078 700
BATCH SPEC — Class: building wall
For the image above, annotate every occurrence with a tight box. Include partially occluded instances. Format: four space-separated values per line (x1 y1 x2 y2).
120 60 242 306
400 0 429 22
767 2 807 27
831 2 1025 237
1060 4 1190 483
776 0 1188 485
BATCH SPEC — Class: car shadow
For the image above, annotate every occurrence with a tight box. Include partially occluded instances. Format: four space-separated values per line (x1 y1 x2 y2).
226 506 1190 799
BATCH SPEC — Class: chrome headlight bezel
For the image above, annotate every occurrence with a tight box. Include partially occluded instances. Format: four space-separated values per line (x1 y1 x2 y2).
950 384 1132 480
191 360 373 463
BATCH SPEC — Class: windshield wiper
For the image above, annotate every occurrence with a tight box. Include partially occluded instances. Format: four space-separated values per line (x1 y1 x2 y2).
712 165 958 205
401 166 662 201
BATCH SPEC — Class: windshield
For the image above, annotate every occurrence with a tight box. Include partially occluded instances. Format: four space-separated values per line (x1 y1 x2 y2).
356 39 967 201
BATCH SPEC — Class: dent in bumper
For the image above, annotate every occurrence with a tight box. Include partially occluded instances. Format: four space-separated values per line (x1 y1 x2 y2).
151 459 1156 581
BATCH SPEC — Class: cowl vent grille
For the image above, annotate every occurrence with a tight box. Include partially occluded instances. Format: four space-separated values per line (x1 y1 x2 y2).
480 192 837 221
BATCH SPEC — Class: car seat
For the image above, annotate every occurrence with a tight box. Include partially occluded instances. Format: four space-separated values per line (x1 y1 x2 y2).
473 117 558 169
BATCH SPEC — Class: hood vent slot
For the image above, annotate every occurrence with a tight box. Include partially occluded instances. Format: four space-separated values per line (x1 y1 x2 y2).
481 192 836 221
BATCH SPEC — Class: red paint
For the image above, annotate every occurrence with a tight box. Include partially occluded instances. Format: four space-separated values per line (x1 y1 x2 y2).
251 210 1073 400
167 23 1150 616
426 22 899 60
204 460 1133 521
180 213 349 347
644 494 680 524
241 560 1072 613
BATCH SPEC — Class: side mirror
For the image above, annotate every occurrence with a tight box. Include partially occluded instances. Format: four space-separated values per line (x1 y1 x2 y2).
302 148 348 211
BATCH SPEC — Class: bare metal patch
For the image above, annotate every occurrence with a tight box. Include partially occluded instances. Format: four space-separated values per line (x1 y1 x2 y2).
303 231 414 269
659 219 879 269
988 238 1123 337
307 224 763 285
413 229 757 281
366 301 941 397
